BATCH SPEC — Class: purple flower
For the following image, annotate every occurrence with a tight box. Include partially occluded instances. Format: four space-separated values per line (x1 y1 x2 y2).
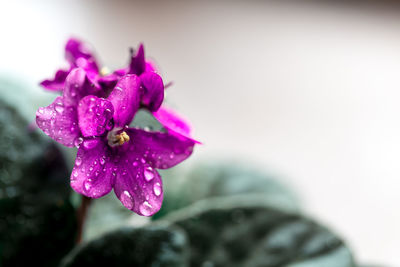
36 70 195 216
40 39 165 113
113 44 164 112
40 38 101 91
153 106 201 144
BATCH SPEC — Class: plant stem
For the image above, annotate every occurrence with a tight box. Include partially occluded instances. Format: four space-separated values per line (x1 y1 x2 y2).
76 195 92 244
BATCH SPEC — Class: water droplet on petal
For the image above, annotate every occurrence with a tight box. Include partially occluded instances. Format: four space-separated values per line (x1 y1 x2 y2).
139 201 153 216
121 191 134 210
83 139 99 150
84 180 92 192
153 183 162 196
74 137 83 147
55 105 64 113
132 161 138 167
144 167 154 181
75 157 82 166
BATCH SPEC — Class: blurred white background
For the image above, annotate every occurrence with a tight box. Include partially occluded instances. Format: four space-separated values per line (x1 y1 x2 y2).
1 0 400 265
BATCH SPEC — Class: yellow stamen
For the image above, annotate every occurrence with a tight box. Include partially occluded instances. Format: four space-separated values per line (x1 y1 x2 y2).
100 66 110 76
114 131 130 145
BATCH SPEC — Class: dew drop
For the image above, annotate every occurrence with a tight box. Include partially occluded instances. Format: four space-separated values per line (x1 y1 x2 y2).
139 201 153 216
73 170 79 178
83 139 99 150
55 105 64 113
144 167 154 181
132 161 138 167
74 137 83 147
153 183 162 196
100 157 106 165
75 156 82 166
121 191 134 210
84 181 92 192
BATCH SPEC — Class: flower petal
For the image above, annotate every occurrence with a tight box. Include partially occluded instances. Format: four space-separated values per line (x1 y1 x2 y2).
153 106 201 143
70 138 114 198
114 162 163 216
63 68 103 107
129 44 146 75
75 57 100 85
65 38 99 71
98 73 119 93
36 96 80 147
140 72 164 112
124 128 195 169
40 69 69 91
145 60 157 73
107 74 141 127
78 96 114 137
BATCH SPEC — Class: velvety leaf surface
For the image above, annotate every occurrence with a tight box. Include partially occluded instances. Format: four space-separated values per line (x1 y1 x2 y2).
164 200 356 267
0 99 77 267
153 161 299 220
61 225 189 267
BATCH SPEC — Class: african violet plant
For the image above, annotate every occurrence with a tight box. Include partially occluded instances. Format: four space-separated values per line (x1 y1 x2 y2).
36 38 198 218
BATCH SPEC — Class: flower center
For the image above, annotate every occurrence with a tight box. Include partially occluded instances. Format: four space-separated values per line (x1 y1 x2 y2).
100 66 110 76
107 128 130 147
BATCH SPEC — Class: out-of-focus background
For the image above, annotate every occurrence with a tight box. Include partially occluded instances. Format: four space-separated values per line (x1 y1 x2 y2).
1 0 400 265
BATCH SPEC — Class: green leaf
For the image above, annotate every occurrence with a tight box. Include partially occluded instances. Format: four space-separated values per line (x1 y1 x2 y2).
153 160 299 220
60 225 190 267
0 99 77 267
163 199 356 267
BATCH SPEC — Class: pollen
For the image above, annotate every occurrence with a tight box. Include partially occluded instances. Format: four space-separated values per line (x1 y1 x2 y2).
100 66 110 76
114 131 130 145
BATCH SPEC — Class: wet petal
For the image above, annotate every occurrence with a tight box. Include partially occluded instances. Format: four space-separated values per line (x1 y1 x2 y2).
140 72 164 111
129 44 145 75
153 106 201 143
114 162 163 216
36 96 80 147
65 38 99 71
70 138 114 198
124 128 195 169
63 68 103 107
78 96 114 137
39 69 69 91
107 74 141 127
